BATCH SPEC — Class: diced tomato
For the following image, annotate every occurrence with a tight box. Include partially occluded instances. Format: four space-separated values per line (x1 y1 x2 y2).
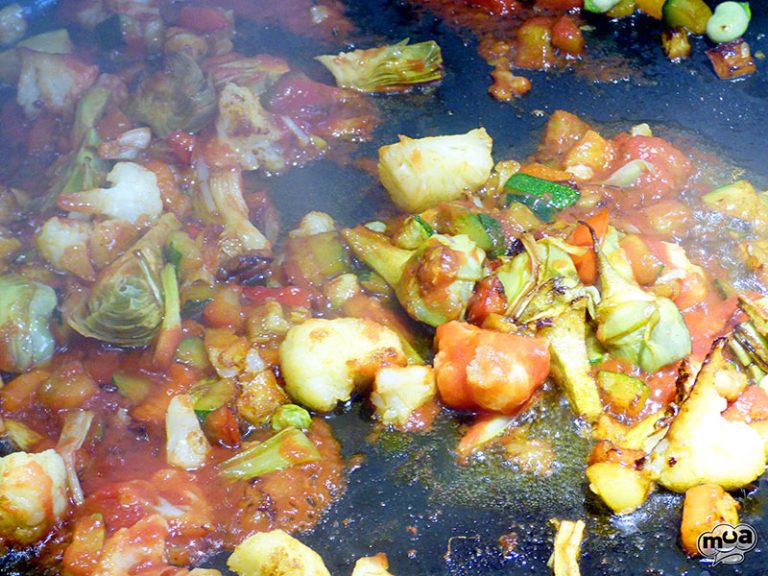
27 112 58 155
1 100 28 148
645 363 679 407
434 321 550 414
514 17 556 69
264 72 342 121
568 209 609 285
84 480 159 530
681 294 738 361
178 6 232 32
466 276 507 326
469 0 522 16
142 159 190 217
166 131 197 166
535 0 583 9
723 386 768 423
97 107 133 142
203 285 244 329
551 16 584 56
83 348 121 385
62 514 105 576
197 136 240 170
242 285 313 309
518 163 573 182
614 134 693 199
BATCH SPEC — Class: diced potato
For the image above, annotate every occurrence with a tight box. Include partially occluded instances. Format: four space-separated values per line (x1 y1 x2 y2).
166 394 212 470
586 462 652 515
370 365 435 426
378 128 494 213
0 449 68 544
563 130 615 179
237 370 289 426
680 484 739 556
280 318 407 412
352 553 395 576
228 529 331 576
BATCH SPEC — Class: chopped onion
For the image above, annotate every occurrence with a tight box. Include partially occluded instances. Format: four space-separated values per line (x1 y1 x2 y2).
600 159 655 188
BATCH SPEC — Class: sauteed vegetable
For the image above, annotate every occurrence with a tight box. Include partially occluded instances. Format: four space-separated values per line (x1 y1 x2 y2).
0 0 766 575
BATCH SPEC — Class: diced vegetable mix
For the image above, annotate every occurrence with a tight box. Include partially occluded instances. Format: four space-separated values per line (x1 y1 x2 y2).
0 0 765 575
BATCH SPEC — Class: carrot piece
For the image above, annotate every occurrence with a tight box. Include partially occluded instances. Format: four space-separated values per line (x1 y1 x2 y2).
518 163 573 182
1 369 49 412
203 405 242 448
568 209 609 285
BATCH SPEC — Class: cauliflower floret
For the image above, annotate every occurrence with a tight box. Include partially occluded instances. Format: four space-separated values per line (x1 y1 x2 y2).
0 449 68 544
94 514 168 576
35 216 96 281
17 49 98 118
370 365 435 426
58 162 164 224
377 128 494 213
165 394 212 470
227 529 331 576
649 342 766 492
288 211 336 238
280 318 407 412
216 82 286 172
352 553 395 576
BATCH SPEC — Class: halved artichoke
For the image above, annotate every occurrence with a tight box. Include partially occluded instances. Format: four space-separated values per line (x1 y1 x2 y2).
64 214 180 346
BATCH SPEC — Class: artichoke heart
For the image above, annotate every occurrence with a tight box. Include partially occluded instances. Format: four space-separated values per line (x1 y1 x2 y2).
65 214 180 346
127 53 216 138
596 229 691 373
396 234 485 327
0 274 57 373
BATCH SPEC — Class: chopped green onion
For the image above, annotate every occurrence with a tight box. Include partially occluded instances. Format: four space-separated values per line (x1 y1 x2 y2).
706 2 751 44
217 428 321 481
